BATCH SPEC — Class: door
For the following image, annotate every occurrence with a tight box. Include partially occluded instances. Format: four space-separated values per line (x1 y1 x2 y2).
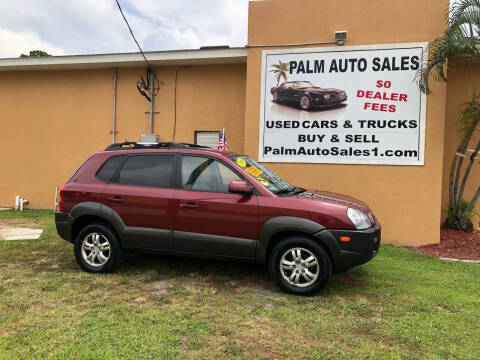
290 81 301 101
174 155 259 259
277 82 288 100
102 153 176 250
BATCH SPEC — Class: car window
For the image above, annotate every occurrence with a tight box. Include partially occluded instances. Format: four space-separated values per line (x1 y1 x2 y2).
296 81 313 88
181 156 241 193
115 154 174 187
96 155 126 183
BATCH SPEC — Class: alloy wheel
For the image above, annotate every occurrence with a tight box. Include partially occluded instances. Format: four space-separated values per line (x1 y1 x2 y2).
300 96 311 109
80 232 111 267
279 247 319 287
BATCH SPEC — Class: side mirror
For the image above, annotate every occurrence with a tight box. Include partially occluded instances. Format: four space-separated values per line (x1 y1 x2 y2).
228 180 253 196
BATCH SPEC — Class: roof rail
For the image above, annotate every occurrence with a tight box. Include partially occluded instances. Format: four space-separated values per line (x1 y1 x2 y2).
104 141 211 151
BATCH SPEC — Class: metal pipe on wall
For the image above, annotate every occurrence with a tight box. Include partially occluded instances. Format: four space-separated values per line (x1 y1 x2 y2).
148 70 154 134
172 67 180 142
112 67 118 143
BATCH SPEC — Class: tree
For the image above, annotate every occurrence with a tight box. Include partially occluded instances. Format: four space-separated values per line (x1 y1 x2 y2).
418 0 480 232
19 50 50 58
270 61 290 86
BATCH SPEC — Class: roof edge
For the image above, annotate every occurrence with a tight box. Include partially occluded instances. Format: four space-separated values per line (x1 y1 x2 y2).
0 47 248 71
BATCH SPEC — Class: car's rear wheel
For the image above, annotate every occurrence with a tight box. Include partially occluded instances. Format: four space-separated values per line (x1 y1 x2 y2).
299 95 312 110
74 223 124 273
269 235 332 295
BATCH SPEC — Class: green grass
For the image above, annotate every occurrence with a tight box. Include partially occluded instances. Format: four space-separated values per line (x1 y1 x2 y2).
0 210 479 359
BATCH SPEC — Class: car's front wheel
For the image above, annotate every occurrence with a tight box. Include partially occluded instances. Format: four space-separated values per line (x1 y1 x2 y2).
74 223 124 273
299 94 312 110
269 235 332 295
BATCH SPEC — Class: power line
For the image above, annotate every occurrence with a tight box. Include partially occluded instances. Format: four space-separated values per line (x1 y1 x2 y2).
114 0 152 70
114 0 160 108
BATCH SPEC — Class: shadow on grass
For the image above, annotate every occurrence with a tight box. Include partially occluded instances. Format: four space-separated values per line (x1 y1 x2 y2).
123 253 270 283
118 252 373 296
12 237 375 298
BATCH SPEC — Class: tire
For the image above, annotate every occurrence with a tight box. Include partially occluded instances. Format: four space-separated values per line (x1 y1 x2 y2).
272 91 279 102
269 235 332 295
74 223 124 273
299 94 312 110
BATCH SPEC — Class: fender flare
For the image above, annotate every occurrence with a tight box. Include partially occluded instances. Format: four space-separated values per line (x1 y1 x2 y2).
70 202 101 219
70 202 127 246
256 216 322 262
255 216 342 266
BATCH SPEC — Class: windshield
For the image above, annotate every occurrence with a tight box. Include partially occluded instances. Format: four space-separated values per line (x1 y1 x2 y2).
229 155 294 194
295 81 313 88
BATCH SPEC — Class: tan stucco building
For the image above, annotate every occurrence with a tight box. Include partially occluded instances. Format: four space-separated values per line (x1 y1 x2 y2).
0 0 478 246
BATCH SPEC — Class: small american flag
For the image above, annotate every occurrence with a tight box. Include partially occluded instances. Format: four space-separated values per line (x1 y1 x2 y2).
218 128 228 151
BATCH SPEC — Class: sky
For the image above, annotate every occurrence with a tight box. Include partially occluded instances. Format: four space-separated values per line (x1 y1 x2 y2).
0 0 461 59
0 0 250 58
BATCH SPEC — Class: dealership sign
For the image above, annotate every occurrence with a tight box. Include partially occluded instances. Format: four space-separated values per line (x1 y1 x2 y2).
259 43 427 165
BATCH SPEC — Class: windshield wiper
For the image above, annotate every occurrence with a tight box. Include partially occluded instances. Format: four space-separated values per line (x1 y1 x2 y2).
292 187 306 194
275 187 295 195
276 187 305 195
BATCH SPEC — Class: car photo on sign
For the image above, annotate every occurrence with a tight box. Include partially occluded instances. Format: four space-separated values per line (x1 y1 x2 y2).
271 81 348 110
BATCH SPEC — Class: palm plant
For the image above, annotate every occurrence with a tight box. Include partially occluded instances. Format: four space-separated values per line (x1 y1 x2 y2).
270 61 290 86
418 0 480 232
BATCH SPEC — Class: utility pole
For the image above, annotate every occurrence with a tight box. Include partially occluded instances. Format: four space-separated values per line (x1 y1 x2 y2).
140 69 161 143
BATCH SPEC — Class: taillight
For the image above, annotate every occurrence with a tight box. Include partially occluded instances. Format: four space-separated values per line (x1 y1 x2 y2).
59 184 66 212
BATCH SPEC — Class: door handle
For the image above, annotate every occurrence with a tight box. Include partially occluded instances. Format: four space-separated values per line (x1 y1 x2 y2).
107 196 124 203
180 202 199 209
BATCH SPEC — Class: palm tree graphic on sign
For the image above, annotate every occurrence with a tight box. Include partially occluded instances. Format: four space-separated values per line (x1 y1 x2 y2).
270 61 290 86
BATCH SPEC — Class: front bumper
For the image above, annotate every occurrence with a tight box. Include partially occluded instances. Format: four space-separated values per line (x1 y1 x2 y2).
315 226 381 272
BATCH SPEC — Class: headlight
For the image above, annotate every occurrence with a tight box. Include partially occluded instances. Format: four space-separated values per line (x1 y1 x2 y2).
347 208 372 230
323 94 330 99
340 91 346 97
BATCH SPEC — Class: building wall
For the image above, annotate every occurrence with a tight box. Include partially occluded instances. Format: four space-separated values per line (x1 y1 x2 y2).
1 0 475 246
443 62 480 224
0 63 246 209
245 0 449 246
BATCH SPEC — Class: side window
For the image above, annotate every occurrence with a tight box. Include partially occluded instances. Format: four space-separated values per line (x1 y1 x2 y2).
115 154 174 187
181 156 241 193
96 155 126 183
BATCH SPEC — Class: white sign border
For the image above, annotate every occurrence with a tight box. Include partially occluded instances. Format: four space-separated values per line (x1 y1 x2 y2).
258 42 428 166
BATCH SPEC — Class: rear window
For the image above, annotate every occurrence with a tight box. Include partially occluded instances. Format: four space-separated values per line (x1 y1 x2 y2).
96 155 126 183
115 154 174 188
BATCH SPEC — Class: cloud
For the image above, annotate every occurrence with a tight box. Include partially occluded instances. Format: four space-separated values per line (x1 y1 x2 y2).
0 0 464 59
0 0 249 58
0 28 65 58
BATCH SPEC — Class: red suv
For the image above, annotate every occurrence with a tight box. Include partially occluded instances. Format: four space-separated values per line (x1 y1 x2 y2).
55 142 380 295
